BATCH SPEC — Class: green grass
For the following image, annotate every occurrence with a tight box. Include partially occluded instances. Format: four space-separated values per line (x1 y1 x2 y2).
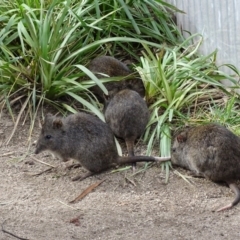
187 95 240 134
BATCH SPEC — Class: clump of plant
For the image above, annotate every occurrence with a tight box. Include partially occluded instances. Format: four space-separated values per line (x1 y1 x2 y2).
136 36 240 180
0 0 183 143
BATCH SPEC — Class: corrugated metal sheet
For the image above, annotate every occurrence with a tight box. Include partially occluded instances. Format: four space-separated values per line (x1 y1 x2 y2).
167 0 240 86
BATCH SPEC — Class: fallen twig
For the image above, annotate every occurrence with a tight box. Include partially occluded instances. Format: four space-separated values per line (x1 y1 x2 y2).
0 201 14 205
55 199 80 210
28 167 54 176
173 169 195 186
0 152 15 157
125 176 136 186
69 179 106 204
1 220 30 240
31 156 56 168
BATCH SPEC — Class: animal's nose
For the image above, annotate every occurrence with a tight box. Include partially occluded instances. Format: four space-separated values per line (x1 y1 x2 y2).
171 147 176 153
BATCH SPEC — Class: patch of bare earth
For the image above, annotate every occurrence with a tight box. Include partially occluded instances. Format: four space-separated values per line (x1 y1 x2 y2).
1 111 240 240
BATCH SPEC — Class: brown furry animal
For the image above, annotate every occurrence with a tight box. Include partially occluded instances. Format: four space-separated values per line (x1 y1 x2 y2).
88 56 145 102
171 124 240 211
35 113 169 181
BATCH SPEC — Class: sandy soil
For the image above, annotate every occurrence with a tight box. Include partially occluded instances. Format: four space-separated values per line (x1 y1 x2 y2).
1 110 240 240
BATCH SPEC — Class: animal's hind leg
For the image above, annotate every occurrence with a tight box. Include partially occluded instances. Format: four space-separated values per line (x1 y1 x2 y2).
216 182 240 212
125 138 136 171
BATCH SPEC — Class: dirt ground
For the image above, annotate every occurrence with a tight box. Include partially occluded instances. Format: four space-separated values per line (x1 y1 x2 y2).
1 110 240 240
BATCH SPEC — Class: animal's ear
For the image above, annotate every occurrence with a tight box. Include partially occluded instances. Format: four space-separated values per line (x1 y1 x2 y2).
45 113 53 119
177 132 187 143
43 113 53 123
52 118 63 129
41 113 53 127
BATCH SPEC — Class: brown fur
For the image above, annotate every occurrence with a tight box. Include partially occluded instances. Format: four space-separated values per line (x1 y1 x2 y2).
104 89 149 158
171 124 240 211
88 56 145 102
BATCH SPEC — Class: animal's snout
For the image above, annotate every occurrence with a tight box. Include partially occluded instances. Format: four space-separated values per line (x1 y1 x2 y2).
171 147 176 153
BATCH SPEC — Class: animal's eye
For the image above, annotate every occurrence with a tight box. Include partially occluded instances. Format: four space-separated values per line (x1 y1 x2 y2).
45 135 52 140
